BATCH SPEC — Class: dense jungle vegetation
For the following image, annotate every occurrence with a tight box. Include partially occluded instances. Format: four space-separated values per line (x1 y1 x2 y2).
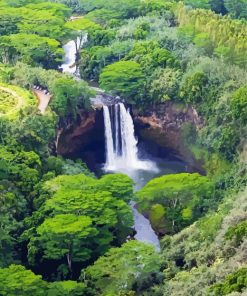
0 0 246 295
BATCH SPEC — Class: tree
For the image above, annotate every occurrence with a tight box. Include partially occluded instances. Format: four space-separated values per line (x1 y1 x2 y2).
209 0 227 14
184 0 210 9
0 264 47 296
84 240 162 295
149 67 182 102
42 173 134 241
36 214 97 272
231 85 247 125
99 60 145 104
79 40 134 80
11 106 57 155
0 264 91 296
0 12 20 36
180 72 209 104
210 267 247 295
49 77 93 118
177 5 247 67
0 145 41 196
97 173 134 202
0 179 27 267
0 3 71 40
225 220 247 245
137 173 214 233
0 33 63 69
224 0 247 19
126 40 178 73
25 173 134 271
85 8 122 26
48 280 91 296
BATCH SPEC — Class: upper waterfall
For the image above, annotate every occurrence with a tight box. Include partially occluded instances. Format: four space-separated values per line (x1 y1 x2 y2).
103 103 158 173
60 34 87 74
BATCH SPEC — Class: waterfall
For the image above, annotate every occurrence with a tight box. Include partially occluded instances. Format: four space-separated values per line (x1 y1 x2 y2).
119 103 139 167
103 103 158 172
114 104 119 155
60 34 88 74
103 105 115 169
103 102 160 251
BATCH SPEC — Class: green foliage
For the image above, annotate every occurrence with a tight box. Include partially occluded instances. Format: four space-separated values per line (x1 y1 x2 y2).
225 220 247 245
48 280 90 296
85 8 122 26
180 72 209 104
84 240 162 295
79 40 134 80
210 267 247 295
10 106 57 155
0 83 35 118
65 17 101 32
140 0 175 15
0 264 47 296
126 40 179 73
25 173 134 271
159 188 247 296
224 0 247 20
0 179 27 267
149 67 182 102
11 62 94 118
97 173 134 202
49 77 93 118
177 5 247 67
0 0 246 293
0 3 70 39
37 214 97 269
0 144 41 196
0 264 90 296
0 33 63 68
149 204 166 233
137 173 214 233
99 61 145 104
83 0 142 19
184 0 210 9
231 85 247 125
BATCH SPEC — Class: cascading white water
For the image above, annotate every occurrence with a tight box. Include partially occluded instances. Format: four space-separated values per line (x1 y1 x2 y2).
103 105 115 169
60 34 88 74
119 103 139 167
114 104 119 155
103 102 160 251
103 103 158 172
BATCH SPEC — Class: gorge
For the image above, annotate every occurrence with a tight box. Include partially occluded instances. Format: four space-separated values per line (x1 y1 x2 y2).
1 0 246 294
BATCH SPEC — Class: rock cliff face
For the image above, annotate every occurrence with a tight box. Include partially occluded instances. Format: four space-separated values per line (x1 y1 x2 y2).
57 109 104 157
57 102 204 171
133 102 204 171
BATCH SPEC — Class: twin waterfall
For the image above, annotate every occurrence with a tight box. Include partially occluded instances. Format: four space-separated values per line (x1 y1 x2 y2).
103 102 160 251
103 103 151 172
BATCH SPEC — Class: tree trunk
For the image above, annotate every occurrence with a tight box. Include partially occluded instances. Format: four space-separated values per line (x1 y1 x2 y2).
66 252 72 273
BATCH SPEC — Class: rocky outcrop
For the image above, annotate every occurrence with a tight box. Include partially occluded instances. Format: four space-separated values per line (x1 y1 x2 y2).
57 101 204 172
133 102 204 171
57 110 99 156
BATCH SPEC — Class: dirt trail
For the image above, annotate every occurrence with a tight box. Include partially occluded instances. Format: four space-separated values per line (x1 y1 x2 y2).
33 89 51 114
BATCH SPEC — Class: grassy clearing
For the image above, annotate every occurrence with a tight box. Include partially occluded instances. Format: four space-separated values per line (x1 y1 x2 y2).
0 83 35 118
